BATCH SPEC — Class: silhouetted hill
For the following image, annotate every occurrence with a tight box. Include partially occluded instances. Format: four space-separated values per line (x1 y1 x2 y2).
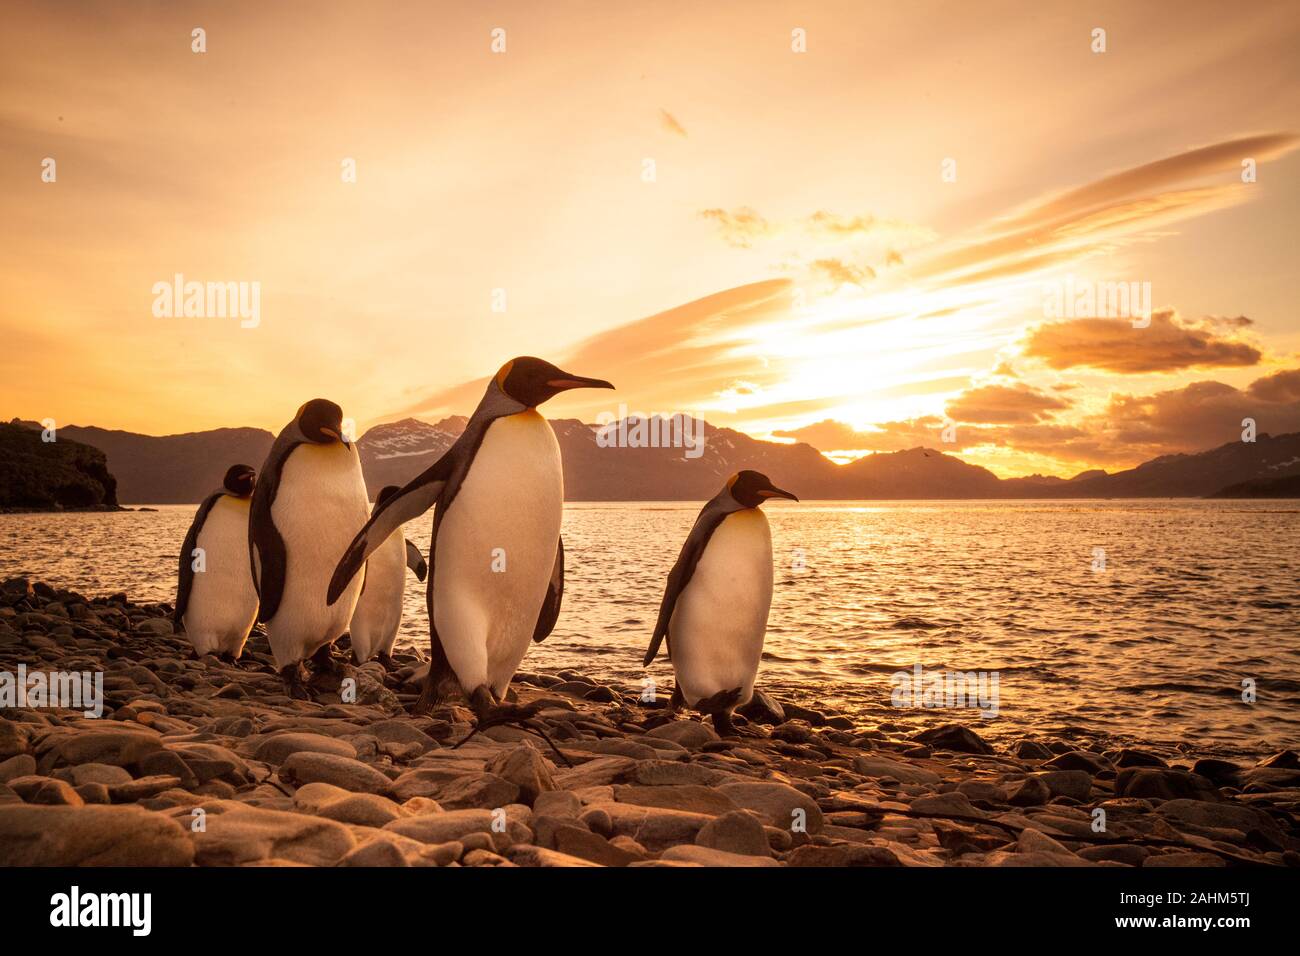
1207 473 1300 498
1038 432 1300 498
0 422 118 510
57 425 274 504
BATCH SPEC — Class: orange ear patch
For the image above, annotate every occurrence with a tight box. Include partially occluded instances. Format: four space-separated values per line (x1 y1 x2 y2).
495 359 515 390
726 473 740 489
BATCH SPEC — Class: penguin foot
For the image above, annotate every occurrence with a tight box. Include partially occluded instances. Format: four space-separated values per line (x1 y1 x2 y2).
711 711 738 737
279 664 311 701
452 687 572 768
639 712 678 731
218 651 238 665
309 642 344 677
376 651 399 674
411 674 448 716
468 685 501 715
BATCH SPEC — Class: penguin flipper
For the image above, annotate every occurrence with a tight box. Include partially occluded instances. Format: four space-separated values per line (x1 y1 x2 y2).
174 490 223 627
249 435 302 622
643 502 730 667
328 456 450 605
405 539 428 582
532 535 564 643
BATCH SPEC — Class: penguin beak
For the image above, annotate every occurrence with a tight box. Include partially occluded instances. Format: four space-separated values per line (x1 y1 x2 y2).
758 484 799 502
320 426 350 448
547 373 615 392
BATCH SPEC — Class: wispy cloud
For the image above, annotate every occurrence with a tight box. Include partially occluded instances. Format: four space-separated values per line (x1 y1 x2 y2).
658 108 687 138
906 134 1300 288
809 257 875 287
699 207 773 248
388 279 794 420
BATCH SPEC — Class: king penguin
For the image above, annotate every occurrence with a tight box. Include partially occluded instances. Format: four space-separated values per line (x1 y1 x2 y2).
347 484 428 668
174 463 259 661
643 470 798 735
328 357 613 725
250 399 370 698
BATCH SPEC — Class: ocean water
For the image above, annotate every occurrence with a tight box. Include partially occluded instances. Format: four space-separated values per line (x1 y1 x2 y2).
2 500 1297 759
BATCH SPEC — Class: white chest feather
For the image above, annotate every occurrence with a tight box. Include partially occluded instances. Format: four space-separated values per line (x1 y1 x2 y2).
185 495 258 656
668 508 773 707
433 411 563 694
268 441 370 664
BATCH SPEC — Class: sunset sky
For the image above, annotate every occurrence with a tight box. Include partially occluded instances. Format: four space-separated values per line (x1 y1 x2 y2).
2 0 1298 477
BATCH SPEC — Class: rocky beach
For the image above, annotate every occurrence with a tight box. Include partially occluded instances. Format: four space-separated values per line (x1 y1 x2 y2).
1 576 1297 869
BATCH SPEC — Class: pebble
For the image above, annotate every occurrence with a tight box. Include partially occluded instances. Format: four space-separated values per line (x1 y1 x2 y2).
853 755 941 785
0 804 194 865
486 745 556 805
552 825 641 866
505 845 601 867
292 782 405 827
1115 768 1217 801
662 844 781 866
421 772 520 810
645 721 719 749
913 724 994 755
1035 770 1093 802
599 802 714 852
786 844 902 866
718 781 824 833
190 804 356 866
252 732 359 764
384 809 510 849
696 810 774 857
279 752 394 795
613 783 738 816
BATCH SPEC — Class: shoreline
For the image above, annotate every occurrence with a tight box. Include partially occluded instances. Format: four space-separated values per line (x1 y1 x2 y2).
1 577 1297 868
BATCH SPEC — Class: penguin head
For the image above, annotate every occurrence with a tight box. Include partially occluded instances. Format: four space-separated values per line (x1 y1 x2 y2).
495 357 614 408
374 485 401 508
727 470 799 509
296 399 349 446
222 464 256 497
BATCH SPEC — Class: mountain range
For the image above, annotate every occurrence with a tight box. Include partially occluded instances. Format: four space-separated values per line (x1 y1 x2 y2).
7 416 1299 504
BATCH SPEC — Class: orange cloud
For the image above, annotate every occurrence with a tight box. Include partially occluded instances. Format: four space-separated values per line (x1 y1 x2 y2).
779 366 1300 471
1101 372 1300 453
946 383 1071 424
1248 367 1300 403
1023 309 1262 373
